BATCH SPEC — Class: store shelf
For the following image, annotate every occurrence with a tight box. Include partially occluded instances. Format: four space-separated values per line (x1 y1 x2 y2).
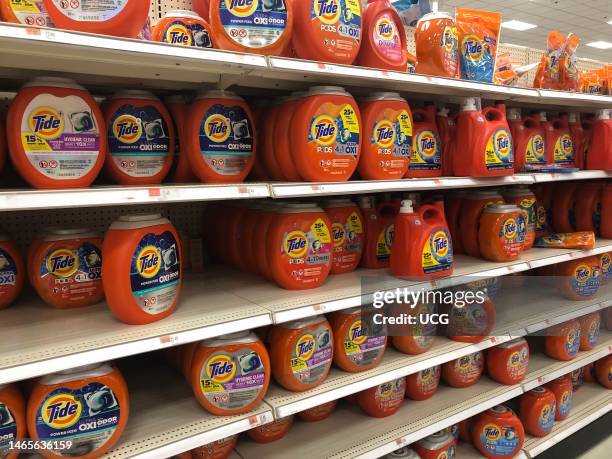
104 360 274 459
536 89 612 108
531 170 612 183
522 383 612 457
0 274 272 384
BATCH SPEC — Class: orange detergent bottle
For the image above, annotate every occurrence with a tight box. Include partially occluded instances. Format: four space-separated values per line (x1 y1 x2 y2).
390 200 453 280
0 235 24 310
322 199 364 274
0 0 54 26
42 0 148 37
358 92 412 180
191 435 238 459
191 0 209 21
0 111 5 174
102 214 182 325
328 307 387 372
185 90 256 183
0 383 25 459
31 228 103 309
503 186 537 250
445 190 467 254
594 355 612 389
519 387 556 437
267 316 334 392
447 295 496 343
575 182 601 233
151 10 214 48
437 107 455 176
7 77 105 189
405 365 441 401
555 256 601 301
545 375 573 421
247 416 294 443
579 312 601 351
356 377 405 418
568 113 585 169
454 98 514 177
459 191 504 258
165 94 197 183
406 106 442 178
602 252 611 284
442 351 484 388
415 12 458 78
259 100 284 181
103 90 174 185
252 202 282 280
414 431 456 459
507 109 547 172
296 400 337 422
190 331 270 416
602 184 612 238
478 204 527 262
266 203 332 290
209 0 293 55
289 86 361 182
532 183 552 237
551 182 576 233
391 302 437 355
549 116 575 167
356 0 407 71
273 92 304 182
359 196 390 268
486 337 529 385
472 405 524 459
27 363 129 459
545 320 581 361
585 109 612 170
290 0 362 64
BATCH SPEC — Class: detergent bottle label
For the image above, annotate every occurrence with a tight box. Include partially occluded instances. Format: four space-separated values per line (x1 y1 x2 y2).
39 242 103 303
422 229 453 274
506 346 529 380
342 318 386 367
411 129 441 170
290 325 332 385
526 134 546 165
332 211 364 262
538 402 556 433
199 103 254 176
441 25 459 76
558 390 572 418
449 302 489 336
200 349 267 410
518 198 537 233
571 263 600 298
585 317 600 348
479 423 520 456
34 383 121 455
108 104 171 178
460 33 496 82
370 109 412 167
0 248 18 296
375 223 394 262
374 379 405 411
0 402 17 456
601 253 611 282
8 0 54 27
454 352 483 383
50 0 128 21
553 133 574 165
411 302 436 349
21 95 100 180
372 13 402 62
310 0 361 58
131 231 180 315
415 366 440 394
307 102 360 177
162 21 213 48
281 218 331 285
498 214 526 257
485 129 514 171
219 0 289 48
565 327 580 358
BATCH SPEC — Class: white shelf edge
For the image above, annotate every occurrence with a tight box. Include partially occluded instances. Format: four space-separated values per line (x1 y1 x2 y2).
531 170 612 183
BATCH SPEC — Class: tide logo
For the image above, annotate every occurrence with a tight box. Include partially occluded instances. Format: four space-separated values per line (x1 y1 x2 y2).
315 0 340 25
113 114 142 144
483 424 502 441
332 222 346 248
375 17 395 41
47 249 78 278
574 264 591 284
348 320 367 345
493 130 512 159
384 223 395 249
283 231 309 259
29 107 64 139
373 120 395 148
540 404 553 423
419 368 434 382
502 217 517 240
431 230 450 260
295 333 315 361
462 34 484 61
42 393 82 429
205 114 231 143
225 0 257 17
311 115 337 146
437 452 449 459
531 134 546 160
206 355 236 383
560 133 573 155
165 24 192 46
416 131 438 158
510 351 521 367
137 245 161 278
442 25 457 53
601 253 610 272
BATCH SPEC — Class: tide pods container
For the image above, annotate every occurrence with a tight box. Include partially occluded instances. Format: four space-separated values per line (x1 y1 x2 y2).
103 90 175 185
27 363 129 459
7 77 105 189
186 90 256 183
151 10 214 48
0 383 26 459
0 235 25 310
102 214 182 325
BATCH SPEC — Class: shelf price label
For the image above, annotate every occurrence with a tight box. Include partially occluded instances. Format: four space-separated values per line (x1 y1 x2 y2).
159 334 180 346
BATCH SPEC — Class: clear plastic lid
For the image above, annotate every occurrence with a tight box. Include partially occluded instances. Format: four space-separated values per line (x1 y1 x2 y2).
194 89 244 101
201 331 260 347
23 77 86 91
417 430 452 449
503 186 535 197
44 228 100 241
164 9 204 20
385 447 419 459
111 90 160 101
110 213 170 230
361 92 406 103
306 86 349 97
482 204 521 214
40 363 114 385
164 94 190 105
465 190 503 200
281 315 328 330
418 11 454 22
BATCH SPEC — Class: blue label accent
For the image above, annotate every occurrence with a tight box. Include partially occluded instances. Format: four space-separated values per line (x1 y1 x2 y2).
107 104 171 157
162 20 213 48
130 231 180 297
0 248 18 287
558 391 572 417
538 402 555 433
0 403 17 455
460 34 496 83
219 0 288 48
39 242 102 281
480 425 520 456
311 0 362 40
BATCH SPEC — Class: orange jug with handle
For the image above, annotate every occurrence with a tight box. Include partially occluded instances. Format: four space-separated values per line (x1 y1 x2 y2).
585 109 612 170
507 109 546 172
549 116 575 167
601 184 612 238
568 112 585 169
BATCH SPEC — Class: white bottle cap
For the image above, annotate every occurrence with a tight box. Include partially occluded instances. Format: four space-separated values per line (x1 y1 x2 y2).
461 97 479 112
506 108 521 120
568 112 580 123
539 111 548 121
400 200 414 214
358 196 373 209
437 107 450 117
596 109 609 120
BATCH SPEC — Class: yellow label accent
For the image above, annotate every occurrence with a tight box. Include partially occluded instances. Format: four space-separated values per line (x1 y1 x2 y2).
348 211 363 234
201 379 224 393
21 133 52 151
311 218 331 244
398 110 413 137
345 0 361 16
339 104 360 135
10 0 41 13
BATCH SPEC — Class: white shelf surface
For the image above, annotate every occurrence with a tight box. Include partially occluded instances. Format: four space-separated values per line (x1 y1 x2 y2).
103 361 274 459
531 170 612 183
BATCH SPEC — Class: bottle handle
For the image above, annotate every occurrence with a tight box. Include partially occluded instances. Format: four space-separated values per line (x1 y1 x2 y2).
418 204 443 222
